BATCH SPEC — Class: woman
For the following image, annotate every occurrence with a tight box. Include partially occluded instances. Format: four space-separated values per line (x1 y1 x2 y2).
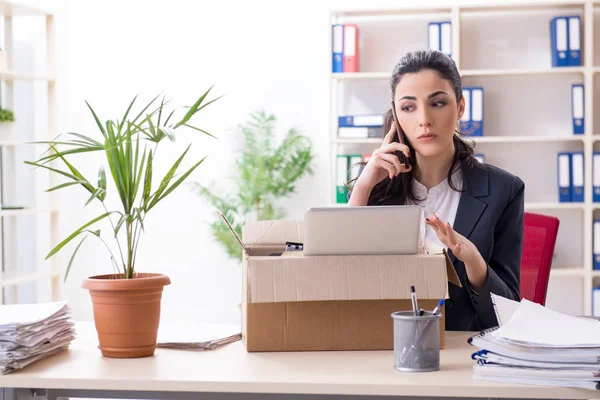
348 49 524 331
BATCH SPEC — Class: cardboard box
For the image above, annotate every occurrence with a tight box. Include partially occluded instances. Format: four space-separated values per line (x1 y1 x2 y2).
228 217 461 352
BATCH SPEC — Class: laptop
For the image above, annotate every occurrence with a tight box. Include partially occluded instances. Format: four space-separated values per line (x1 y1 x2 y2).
303 205 422 256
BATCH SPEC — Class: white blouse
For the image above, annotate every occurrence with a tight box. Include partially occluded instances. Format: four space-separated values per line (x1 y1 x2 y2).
407 168 463 251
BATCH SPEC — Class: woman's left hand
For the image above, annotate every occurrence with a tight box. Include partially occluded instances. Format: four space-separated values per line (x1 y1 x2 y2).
425 213 482 265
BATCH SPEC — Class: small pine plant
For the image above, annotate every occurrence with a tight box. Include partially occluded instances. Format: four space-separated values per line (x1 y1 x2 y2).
0 107 14 122
193 110 314 260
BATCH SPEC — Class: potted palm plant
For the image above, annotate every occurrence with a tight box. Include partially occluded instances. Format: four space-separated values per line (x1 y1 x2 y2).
26 87 220 358
192 110 314 260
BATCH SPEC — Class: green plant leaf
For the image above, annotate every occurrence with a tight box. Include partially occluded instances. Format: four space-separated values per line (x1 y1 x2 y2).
46 212 114 260
84 188 106 206
50 144 95 194
68 132 104 147
45 181 86 192
64 235 88 283
147 145 191 209
85 101 107 138
173 86 213 129
97 166 106 201
119 95 138 133
114 213 128 237
182 123 216 139
142 149 153 209
131 93 160 126
133 207 145 232
156 155 207 204
135 148 147 196
24 161 81 184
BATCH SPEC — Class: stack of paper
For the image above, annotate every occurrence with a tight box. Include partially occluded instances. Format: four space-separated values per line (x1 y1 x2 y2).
469 294 600 391
0 301 76 375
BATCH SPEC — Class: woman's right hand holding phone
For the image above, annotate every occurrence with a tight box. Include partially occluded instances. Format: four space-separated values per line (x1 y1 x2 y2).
354 123 412 191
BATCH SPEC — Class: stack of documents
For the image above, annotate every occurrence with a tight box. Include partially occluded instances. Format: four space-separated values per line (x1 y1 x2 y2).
0 301 75 375
469 294 600 391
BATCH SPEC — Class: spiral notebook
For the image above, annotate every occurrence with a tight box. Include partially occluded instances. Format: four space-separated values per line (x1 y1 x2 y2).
490 293 519 326
491 297 600 348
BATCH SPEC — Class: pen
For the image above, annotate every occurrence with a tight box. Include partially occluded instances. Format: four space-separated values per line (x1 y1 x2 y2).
410 285 419 316
431 299 445 316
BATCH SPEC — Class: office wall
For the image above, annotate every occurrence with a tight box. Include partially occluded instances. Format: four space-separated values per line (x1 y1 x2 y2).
16 0 578 322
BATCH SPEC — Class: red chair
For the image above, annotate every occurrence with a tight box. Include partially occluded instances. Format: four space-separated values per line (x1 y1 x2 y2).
519 212 560 306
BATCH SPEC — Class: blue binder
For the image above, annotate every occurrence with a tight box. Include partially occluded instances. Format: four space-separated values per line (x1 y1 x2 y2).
570 152 584 202
557 152 571 202
567 16 581 66
571 84 584 135
594 220 600 270
550 16 568 67
338 115 384 128
332 24 344 73
428 21 452 58
594 152 600 202
459 87 484 137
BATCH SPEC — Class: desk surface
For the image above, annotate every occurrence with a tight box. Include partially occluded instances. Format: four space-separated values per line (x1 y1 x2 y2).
0 321 598 399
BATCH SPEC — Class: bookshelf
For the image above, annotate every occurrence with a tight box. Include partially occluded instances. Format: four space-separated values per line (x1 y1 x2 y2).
328 0 598 316
0 2 59 305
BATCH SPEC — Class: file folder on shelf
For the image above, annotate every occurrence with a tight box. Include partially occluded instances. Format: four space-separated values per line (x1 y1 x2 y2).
570 152 583 202
348 154 363 182
343 24 358 73
428 21 451 58
593 287 600 316
594 220 600 270
336 155 349 204
550 16 568 67
557 152 571 202
459 87 484 137
571 84 584 135
332 24 344 73
338 114 384 128
338 127 383 139
593 152 600 202
567 16 581 66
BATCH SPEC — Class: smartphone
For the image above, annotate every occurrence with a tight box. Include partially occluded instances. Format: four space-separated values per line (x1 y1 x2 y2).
390 101 410 168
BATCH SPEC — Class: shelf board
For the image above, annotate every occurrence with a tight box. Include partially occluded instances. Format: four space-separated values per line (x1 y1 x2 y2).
0 269 60 288
460 0 585 13
525 202 584 210
332 68 584 81
466 135 583 143
0 207 57 217
550 268 585 277
334 136 582 145
461 67 585 76
0 1 52 16
334 138 382 145
0 70 54 82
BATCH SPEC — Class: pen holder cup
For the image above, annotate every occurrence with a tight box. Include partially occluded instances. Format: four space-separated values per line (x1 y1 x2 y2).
391 310 441 372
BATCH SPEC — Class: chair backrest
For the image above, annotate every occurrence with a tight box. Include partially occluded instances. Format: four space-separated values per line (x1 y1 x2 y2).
520 212 560 306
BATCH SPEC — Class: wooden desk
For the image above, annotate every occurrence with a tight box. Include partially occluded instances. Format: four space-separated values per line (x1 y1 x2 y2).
0 321 598 400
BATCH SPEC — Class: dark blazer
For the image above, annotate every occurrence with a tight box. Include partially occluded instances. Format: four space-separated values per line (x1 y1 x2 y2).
375 163 525 331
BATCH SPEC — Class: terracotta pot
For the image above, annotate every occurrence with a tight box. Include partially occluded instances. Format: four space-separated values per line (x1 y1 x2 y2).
82 272 171 358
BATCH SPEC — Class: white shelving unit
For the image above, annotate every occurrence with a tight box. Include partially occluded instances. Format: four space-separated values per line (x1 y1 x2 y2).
328 0 599 316
0 1 59 305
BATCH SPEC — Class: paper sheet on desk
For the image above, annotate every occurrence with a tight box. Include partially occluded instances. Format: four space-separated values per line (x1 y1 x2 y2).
491 299 600 348
0 301 68 328
156 321 241 351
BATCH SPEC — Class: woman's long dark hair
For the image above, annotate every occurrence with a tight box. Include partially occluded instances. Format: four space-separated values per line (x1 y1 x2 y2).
347 49 484 205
